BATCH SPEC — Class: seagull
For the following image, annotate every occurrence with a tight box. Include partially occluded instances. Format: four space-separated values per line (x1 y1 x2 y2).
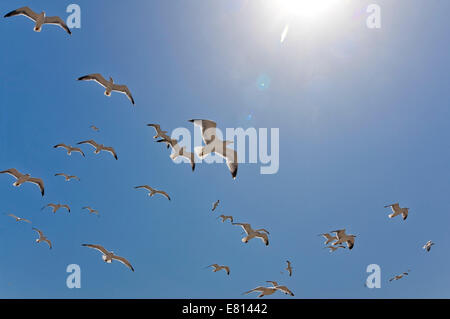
385 203 409 220
188 119 238 179
206 264 230 275
32 228 52 249
232 222 269 246
318 233 338 245
134 185 171 201
243 286 277 298
212 200 220 212
331 229 357 250
285 261 293 277
4 6 71 35
218 215 233 223
324 245 346 252
389 271 410 282
423 240 435 252
82 206 99 216
82 244 134 272
77 140 118 160
42 203 71 214
90 125 100 132
0 168 44 196
266 281 295 296
77 74 135 105
54 173 80 182
147 124 169 140
7 214 31 223
54 143 85 157
156 137 196 171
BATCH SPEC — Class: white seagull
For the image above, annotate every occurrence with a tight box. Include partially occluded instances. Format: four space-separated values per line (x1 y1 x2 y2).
32 228 52 249
156 136 196 171
55 173 80 182
0 168 44 196
243 286 277 298
82 206 99 216
318 233 338 245
423 240 435 252
206 264 230 275
54 143 85 157
7 213 31 224
189 119 238 179
77 74 135 105
4 6 71 35
135 185 171 201
82 244 134 272
385 203 409 220
331 229 356 250
266 281 295 296
42 203 71 214
77 140 118 160
90 125 100 132
212 200 220 212
389 271 410 282
232 222 269 246
285 261 293 277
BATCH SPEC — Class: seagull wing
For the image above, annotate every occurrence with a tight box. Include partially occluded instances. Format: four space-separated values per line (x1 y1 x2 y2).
8 213 19 219
112 84 135 105
223 266 230 275
54 143 70 150
102 146 118 160
61 205 71 213
44 16 71 34
232 223 253 235
77 74 109 88
0 168 23 179
72 147 85 157
216 146 238 179
43 238 52 249
77 140 99 149
135 185 154 192
255 228 270 234
82 244 109 255
112 255 134 272
27 178 44 196
180 149 196 171
255 232 269 246
4 6 39 21
32 227 44 238
155 190 171 201
188 119 217 145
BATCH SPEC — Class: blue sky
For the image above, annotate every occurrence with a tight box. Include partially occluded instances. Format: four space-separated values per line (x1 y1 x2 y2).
0 0 450 298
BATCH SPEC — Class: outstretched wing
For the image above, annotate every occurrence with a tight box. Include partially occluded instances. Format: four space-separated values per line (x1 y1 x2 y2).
135 185 153 192
232 223 252 235
102 146 118 160
32 227 44 238
112 255 134 272
54 143 70 150
44 16 72 34
155 190 171 201
77 140 99 149
216 146 238 179
112 84 135 105
188 119 217 145
82 244 109 255
27 178 44 196
0 168 23 179
4 6 39 21
77 74 109 88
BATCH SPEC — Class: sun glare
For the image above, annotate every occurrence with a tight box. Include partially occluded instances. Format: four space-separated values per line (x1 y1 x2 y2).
273 0 340 20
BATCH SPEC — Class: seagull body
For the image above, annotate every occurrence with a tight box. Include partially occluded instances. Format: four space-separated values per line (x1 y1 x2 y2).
42 203 71 213
157 137 196 171
55 173 80 182
212 200 220 212
77 74 134 105
147 124 169 140
0 168 44 196
385 203 409 220
325 245 346 252
54 143 85 157
331 229 356 250
232 222 269 246
218 215 233 223
285 261 293 277
319 233 338 245
206 264 230 275
4 6 71 34
266 281 295 296
135 185 171 201
32 228 52 249
189 119 238 179
90 125 100 132
83 206 99 216
77 140 118 160
8 214 31 223
389 271 410 282
244 286 277 298
82 244 134 271
423 240 435 252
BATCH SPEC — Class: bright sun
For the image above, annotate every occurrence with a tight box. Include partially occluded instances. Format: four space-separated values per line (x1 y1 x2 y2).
273 0 340 20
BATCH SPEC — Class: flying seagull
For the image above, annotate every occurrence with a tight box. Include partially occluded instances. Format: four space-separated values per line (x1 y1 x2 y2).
285 261 293 277
189 119 238 179
134 185 171 201
423 240 435 252
147 124 169 140
32 228 52 249
82 206 99 216
0 168 44 196
77 74 134 105
218 215 233 223
243 286 277 298
266 281 295 296
90 125 100 132
54 143 85 157
212 200 220 212
331 229 356 250
156 137 195 171
385 203 409 220
77 140 118 160
324 245 346 252
232 222 269 246
55 173 80 182
7 214 31 224
206 264 230 275
82 244 134 272
389 271 410 282
42 203 71 214
318 233 338 245
4 6 71 35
